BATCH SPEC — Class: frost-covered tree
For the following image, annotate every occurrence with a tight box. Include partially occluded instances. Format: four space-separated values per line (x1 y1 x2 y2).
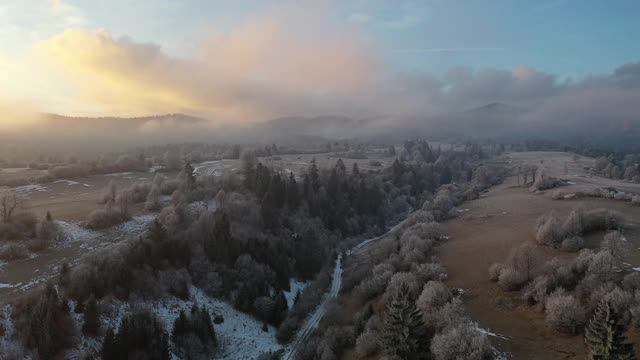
545 289 585 334
101 180 117 204
430 321 492 360
585 300 636 360
0 190 21 222
601 231 628 259
378 283 428 360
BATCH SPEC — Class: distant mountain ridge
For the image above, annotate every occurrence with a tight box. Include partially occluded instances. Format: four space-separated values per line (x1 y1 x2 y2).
39 113 207 132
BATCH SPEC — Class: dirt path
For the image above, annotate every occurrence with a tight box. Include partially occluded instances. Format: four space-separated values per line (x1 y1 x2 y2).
438 170 640 359
283 216 411 359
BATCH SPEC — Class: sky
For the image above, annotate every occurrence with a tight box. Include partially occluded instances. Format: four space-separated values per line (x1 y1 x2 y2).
1 0 640 123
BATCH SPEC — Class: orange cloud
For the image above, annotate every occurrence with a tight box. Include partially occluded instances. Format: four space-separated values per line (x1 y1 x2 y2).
34 5 379 122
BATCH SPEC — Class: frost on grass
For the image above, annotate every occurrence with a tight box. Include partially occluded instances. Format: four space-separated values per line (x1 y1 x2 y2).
68 287 282 360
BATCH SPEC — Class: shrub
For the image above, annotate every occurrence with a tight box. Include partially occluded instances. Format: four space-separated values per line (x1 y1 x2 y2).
586 251 617 282
355 328 378 357
0 242 29 261
424 297 467 333
416 281 451 312
85 207 129 229
545 289 585 334
583 208 624 232
497 266 527 291
413 262 447 283
354 263 395 301
507 243 539 281
622 272 640 291
430 321 492 360
560 236 584 252
488 263 505 282
535 212 562 247
562 208 584 236
601 231 628 258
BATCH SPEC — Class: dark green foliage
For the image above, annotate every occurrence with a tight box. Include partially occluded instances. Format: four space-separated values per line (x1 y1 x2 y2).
171 304 217 358
293 289 301 305
585 300 636 360
286 172 300 209
378 283 428 360
59 261 70 287
14 283 75 358
147 218 166 243
179 162 196 191
82 294 99 336
101 327 117 360
101 308 171 360
203 212 237 266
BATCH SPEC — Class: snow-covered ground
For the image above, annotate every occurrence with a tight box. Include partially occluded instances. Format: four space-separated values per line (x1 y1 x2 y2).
66 287 282 360
103 172 133 177
283 279 307 308
13 184 47 193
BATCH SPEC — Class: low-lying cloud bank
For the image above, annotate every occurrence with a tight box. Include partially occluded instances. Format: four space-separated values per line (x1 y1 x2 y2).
1 3 639 146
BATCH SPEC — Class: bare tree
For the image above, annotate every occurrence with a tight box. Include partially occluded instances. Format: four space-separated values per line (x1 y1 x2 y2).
0 191 21 223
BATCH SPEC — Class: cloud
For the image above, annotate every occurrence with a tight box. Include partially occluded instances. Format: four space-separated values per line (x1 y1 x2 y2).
33 5 379 121
2 0 640 138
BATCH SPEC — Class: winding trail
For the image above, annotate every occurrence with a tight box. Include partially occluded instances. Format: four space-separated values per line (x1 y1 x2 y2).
282 217 410 359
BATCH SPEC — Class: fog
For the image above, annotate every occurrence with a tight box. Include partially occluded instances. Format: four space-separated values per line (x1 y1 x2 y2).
2 2 640 154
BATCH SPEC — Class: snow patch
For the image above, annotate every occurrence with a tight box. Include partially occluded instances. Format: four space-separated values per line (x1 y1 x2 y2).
54 179 82 186
474 323 509 340
0 283 16 288
104 172 133 177
69 287 281 360
284 279 308 308
13 184 47 193
149 165 165 173
57 221 99 243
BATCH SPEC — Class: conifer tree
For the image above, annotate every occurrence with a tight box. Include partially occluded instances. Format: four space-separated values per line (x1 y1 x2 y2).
286 172 300 209
147 218 166 243
101 327 117 360
378 283 428 360
585 300 636 360
82 294 99 336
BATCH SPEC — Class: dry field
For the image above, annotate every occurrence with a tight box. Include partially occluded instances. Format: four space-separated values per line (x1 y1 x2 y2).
3 171 168 222
193 150 396 179
439 151 640 359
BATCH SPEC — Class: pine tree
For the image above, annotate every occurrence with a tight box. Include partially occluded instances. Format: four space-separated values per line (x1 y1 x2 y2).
585 300 636 360
102 327 117 360
286 172 300 209
147 218 166 243
293 289 301 305
82 294 99 336
179 161 196 191
172 310 188 343
378 283 428 360
59 261 70 287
